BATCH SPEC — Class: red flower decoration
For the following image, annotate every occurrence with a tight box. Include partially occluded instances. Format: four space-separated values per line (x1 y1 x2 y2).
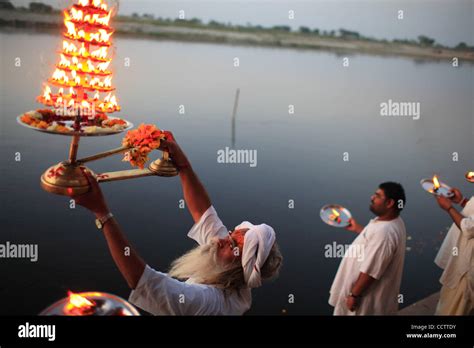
122 124 165 169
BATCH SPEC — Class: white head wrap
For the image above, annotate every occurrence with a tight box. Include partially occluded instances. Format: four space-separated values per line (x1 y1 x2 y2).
234 221 276 288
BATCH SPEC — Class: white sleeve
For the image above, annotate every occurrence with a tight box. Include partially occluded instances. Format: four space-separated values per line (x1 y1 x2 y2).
359 228 396 280
460 216 474 239
187 205 228 245
129 265 223 315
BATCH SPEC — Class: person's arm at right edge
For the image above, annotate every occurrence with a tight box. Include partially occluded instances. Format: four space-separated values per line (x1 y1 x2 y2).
160 133 211 223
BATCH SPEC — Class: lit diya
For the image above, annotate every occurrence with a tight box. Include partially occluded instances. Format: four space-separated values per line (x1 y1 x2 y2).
420 175 454 198
40 291 140 316
466 171 474 183
320 204 352 228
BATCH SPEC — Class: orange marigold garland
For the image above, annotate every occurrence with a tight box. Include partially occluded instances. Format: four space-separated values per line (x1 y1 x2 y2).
122 124 165 169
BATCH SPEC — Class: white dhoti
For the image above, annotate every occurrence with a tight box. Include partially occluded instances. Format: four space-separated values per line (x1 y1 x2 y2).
436 273 473 315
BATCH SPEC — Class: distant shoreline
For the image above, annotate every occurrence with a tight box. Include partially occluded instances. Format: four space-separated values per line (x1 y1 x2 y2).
1 9 474 63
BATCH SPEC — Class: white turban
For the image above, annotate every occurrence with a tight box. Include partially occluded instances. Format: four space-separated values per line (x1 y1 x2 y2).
234 221 276 288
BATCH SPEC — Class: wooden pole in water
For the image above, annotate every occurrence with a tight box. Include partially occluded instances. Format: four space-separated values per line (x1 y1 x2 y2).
231 88 240 148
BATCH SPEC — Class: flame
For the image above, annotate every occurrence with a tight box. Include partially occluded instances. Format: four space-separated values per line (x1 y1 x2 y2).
58 87 64 96
42 85 52 101
330 208 341 222
59 54 71 68
78 43 87 57
433 175 440 190
91 46 108 60
66 291 94 311
103 76 112 87
52 68 69 84
109 95 118 108
97 60 110 72
93 91 100 100
91 0 108 11
78 0 89 6
70 8 84 22
87 59 95 72
96 11 112 26
63 41 77 54
64 18 76 37
467 172 474 180
98 29 112 42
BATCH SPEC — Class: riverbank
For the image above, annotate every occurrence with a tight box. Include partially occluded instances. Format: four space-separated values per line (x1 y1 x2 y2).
1 9 474 63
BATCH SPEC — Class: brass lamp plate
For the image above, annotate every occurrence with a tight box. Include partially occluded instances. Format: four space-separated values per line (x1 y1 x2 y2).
17 114 133 137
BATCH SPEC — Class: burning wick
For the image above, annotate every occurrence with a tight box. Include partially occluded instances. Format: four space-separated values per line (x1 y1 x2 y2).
330 209 341 223
432 175 441 192
66 291 95 315
467 172 474 181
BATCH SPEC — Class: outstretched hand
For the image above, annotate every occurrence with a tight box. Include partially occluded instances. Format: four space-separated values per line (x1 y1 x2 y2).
70 169 110 217
159 131 191 170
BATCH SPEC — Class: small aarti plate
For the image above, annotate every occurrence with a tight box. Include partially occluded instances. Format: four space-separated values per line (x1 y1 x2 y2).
17 111 133 137
39 291 140 316
320 204 352 228
420 177 454 198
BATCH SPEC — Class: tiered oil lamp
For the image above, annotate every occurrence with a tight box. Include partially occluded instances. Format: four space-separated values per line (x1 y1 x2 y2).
17 0 177 196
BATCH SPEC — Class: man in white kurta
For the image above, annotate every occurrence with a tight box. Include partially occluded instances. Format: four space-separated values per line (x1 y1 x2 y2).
434 192 474 315
329 182 407 315
129 206 252 315
72 133 282 316
329 217 406 315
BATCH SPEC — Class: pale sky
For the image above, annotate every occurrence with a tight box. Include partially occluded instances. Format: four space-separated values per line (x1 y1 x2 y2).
10 0 474 46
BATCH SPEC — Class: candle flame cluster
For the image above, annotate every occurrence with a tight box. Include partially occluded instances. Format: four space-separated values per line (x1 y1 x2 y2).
37 0 120 115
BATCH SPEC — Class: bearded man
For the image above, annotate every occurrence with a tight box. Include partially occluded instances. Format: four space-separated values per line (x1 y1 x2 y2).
73 133 283 315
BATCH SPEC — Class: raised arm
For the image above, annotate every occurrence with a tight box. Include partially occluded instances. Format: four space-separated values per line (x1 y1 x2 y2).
160 133 211 223
73 170 146 289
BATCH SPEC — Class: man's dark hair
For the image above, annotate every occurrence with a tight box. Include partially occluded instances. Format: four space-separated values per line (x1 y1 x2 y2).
379 182 406 213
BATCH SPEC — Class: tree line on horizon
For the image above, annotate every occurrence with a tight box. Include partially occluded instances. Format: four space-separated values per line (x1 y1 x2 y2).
1 1 472 51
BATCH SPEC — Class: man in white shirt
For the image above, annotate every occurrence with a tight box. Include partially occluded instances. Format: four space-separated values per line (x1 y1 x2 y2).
329 182 407 315
433 181 473 315
73 133 283 315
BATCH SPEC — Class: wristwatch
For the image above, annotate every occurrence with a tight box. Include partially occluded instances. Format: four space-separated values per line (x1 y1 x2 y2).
95 212 114 230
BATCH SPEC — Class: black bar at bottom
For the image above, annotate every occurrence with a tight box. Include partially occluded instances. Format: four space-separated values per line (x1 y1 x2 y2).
0 316 472 345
